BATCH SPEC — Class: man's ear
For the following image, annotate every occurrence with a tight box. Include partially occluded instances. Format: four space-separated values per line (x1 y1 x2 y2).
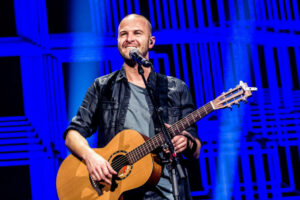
149 36 155 49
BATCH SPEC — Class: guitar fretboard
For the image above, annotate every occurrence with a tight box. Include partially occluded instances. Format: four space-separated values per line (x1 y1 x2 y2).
126 102 214 164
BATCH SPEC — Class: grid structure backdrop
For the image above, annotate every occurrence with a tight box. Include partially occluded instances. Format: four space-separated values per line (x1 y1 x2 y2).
0 0 299 199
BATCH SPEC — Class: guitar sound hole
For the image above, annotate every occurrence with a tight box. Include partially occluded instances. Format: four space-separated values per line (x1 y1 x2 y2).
111 155 132 180
111 155 129 172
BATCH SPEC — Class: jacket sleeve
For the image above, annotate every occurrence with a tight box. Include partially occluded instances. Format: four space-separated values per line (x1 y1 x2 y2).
63 80 101 139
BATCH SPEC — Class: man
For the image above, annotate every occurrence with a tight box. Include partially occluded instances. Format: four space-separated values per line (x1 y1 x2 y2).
63 14 201 199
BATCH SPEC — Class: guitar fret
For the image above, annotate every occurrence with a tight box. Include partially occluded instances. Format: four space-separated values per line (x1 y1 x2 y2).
186 118 190 127
140 146 145 158
137 147 142 160
197 109 202 119
128 134 165 165
167 129 173 138
179 121 184 131
191 114 195 123
134 149 138 162
149 140 154 151
150 141 154 150
182 120 186 127
127 154 132 164
126 102 215 165
129 151 134 163
191 114 196 123
144 143 149 152
170 127 176 137
130 151 135 163
200 108 206 116
158 136 161 145
203 105 207 114
149 140 153 151
138 148 142 160
143 145 147 155
175 124 180 134
129 152 132 164
153 137 157 146
158 133 164 144
133 152 136 163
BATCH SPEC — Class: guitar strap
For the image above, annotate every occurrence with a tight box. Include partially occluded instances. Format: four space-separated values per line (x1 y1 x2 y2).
155 73 169 109
153 72 169 130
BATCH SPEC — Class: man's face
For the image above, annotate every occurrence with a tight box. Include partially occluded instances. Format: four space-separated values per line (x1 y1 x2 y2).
117 16 154 61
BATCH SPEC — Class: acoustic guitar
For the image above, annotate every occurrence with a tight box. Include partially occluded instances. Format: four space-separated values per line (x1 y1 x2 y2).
56 81 257 200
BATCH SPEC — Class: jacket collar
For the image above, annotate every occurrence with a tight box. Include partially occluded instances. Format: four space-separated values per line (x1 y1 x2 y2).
116 66 127 82
116 65 157 90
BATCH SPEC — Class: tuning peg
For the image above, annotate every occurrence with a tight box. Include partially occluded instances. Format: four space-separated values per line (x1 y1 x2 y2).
248 87 258 91
243 98 248 103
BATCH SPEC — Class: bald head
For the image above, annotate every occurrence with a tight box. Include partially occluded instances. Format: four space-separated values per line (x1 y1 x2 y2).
118 14 152 35
117 13 156 63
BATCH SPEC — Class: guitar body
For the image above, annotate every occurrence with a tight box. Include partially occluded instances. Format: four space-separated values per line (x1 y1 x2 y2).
56 129 162 200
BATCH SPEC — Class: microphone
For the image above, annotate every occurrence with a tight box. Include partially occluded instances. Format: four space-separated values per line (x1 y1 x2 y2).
129 48 152 67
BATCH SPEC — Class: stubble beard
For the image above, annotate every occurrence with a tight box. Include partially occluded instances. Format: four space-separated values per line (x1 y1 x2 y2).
124 58 137 67
118 42 149 68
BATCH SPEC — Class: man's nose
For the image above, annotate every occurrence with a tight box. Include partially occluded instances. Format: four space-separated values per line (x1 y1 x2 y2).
126 33 135 42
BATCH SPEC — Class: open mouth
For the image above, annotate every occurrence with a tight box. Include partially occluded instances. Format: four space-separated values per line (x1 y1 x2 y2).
125 46 137 49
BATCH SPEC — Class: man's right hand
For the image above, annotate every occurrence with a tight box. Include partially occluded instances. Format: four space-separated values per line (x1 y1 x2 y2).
84 150 117 185
65 130 117 185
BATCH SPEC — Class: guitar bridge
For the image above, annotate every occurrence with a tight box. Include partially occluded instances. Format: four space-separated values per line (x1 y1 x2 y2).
89 176 104 196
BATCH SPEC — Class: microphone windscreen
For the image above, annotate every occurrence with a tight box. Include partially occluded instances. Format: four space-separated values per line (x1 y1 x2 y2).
129 48 139 59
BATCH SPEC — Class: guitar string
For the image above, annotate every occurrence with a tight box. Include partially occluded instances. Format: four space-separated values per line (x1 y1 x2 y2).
168 104 212 137
110 124 186 170
94 104 216 180
112 133 165 169
109 106 213 170
108 105 214 170
109 133 164 170
108 106 213 170
110 118 195 169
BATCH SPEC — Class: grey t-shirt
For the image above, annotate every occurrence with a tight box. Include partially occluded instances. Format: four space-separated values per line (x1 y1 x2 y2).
123 82 154 137
124 82 174 200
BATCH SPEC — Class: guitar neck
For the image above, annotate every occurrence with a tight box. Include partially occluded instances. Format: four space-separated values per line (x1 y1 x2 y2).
127 102 214 164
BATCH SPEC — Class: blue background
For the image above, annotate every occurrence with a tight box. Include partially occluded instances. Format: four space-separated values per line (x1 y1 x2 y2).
0 0 299 199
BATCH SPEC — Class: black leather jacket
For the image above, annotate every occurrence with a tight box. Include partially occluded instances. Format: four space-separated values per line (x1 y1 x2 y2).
64 67 198 147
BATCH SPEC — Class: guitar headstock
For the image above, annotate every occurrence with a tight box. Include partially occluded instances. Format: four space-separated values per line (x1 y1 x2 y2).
212 81 257 110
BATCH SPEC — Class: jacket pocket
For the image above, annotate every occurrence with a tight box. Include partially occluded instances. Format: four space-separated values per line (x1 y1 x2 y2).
99 101 119 128
167 107 181 124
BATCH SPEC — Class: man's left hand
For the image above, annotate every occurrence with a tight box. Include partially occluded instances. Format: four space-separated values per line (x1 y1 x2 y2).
164 123 189 154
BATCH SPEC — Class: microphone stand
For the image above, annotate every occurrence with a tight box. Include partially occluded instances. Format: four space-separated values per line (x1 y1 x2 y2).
137 63 185 200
